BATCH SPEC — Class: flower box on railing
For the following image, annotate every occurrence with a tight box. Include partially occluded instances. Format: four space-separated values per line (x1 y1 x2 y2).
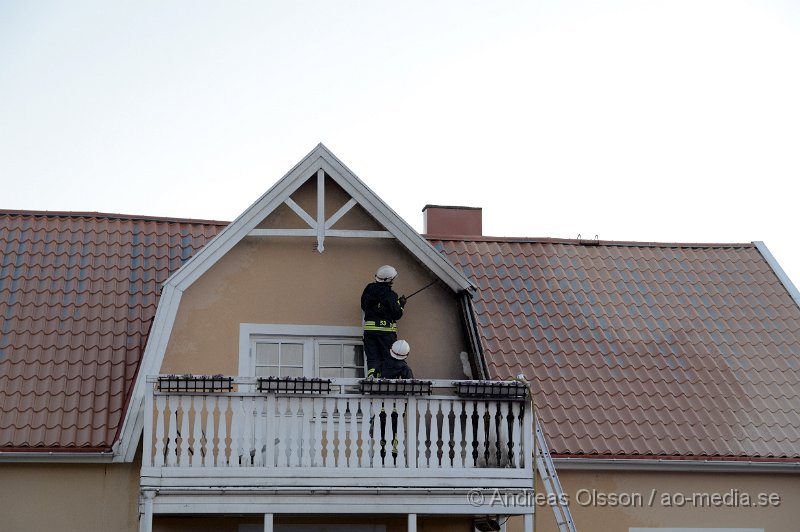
157 374 234 393
358 378 433 396
257 376 332 394
453 380 528 400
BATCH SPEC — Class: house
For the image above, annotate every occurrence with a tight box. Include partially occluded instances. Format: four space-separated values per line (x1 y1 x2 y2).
1 144 798 532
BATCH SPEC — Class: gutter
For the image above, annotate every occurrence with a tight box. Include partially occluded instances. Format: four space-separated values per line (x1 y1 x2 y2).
459 292 489 380
0 451 116 463
553 457 800 474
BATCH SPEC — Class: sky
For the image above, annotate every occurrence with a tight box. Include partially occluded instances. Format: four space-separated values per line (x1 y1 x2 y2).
2 1 800 287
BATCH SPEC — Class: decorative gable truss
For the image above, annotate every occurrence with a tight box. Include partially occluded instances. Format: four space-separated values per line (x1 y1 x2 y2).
249 168 392 252
114 143 475 462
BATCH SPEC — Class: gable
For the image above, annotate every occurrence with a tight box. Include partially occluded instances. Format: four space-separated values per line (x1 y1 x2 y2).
115 145 475 461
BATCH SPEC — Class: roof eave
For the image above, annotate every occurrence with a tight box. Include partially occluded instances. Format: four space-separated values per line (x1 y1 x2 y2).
0 449 116 463
553 456 800 473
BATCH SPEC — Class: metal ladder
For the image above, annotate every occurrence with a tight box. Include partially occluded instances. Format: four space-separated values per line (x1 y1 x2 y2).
534 417 577 532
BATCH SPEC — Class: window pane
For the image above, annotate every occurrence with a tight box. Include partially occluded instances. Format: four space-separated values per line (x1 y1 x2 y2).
282 366 304 378
319 367 340 378
342 367 362 378
256 366 279 377
281 343 304 365
342 345 363 366
319 344 341 367
256 343 279 366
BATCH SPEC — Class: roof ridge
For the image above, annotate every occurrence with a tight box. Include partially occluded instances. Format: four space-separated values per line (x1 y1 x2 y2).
427 235 755 248
0 209 230 226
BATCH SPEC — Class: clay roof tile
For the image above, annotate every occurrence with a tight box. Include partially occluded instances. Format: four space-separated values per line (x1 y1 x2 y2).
0 211 225 451
433 237 800 460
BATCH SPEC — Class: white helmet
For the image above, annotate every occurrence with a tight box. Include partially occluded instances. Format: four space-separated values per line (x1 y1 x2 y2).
375 265 398 283
390 339 410 360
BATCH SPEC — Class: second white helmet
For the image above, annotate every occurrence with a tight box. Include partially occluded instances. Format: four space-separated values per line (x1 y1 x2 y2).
375 265 398 283
391 339 410 360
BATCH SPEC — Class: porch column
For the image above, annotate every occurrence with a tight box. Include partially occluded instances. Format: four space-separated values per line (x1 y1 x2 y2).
264 513 274 532
523 514 533 532
408 513 417 532
139 491 155 532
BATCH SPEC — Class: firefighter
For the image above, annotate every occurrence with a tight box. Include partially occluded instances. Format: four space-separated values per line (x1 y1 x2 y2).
361 265 406 377
381 339 414 379
380 340 414 464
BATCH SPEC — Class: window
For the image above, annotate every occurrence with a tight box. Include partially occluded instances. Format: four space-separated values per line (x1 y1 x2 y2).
318 341 364 378
255 340 304 377
240 324 365 378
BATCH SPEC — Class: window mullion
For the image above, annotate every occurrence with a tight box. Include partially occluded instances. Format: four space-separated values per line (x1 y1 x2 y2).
305 338 315 376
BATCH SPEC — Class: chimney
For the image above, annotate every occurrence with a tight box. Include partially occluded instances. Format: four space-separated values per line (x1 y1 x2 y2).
422 205 482 237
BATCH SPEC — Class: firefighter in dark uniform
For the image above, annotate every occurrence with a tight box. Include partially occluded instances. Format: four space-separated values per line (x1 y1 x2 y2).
381 339 414 379
361 265 406 377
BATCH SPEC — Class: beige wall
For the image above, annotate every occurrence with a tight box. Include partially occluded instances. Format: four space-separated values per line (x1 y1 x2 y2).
162 176 469 380
0 459 140 532
506 469 799 532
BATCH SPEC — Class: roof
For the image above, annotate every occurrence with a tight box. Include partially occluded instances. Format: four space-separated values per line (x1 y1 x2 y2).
432 236 800 461
0 210 225 451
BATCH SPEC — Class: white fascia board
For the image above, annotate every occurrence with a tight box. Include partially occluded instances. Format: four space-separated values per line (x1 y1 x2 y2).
148 490 535 516
116 284 184 462
754 241 800 310
317 152 474 293
553 457 800 473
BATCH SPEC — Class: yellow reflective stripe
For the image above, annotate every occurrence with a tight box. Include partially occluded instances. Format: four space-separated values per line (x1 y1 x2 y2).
364 325 397 332
364 320 397 332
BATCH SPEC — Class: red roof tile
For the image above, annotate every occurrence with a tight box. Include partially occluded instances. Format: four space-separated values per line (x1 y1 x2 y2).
0 211 225 451
432 237 800 460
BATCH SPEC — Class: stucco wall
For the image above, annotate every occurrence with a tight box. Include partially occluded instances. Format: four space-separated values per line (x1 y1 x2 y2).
161 177 470 380
506 469 799 532
0 459 140 532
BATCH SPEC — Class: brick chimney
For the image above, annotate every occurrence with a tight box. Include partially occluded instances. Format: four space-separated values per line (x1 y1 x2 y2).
422 205 482 237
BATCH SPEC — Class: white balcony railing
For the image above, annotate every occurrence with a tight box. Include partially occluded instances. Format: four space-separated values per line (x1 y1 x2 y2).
143 377 533 473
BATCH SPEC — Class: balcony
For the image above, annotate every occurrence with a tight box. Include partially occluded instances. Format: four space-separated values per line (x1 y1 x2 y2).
140 377 535 519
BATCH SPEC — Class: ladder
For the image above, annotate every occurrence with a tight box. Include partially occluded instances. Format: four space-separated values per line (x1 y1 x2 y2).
534 417 577 532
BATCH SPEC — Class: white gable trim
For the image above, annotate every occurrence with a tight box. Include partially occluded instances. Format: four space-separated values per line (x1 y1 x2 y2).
114 144 475 461
117 282 184 461
754 241 800 310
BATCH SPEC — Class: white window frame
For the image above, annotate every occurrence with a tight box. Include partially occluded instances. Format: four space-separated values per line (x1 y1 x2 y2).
239 324 364 377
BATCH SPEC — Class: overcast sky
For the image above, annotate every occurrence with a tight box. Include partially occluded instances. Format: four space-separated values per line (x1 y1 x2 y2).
2 1 799 287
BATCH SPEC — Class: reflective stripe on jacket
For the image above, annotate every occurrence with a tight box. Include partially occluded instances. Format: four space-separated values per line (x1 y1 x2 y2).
363 320 397 333
361 282 404 333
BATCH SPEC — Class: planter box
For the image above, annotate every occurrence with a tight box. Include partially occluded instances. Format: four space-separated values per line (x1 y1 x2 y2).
358 379 432 396
257 377 331 394
157 375 233 393
453 380 528 400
